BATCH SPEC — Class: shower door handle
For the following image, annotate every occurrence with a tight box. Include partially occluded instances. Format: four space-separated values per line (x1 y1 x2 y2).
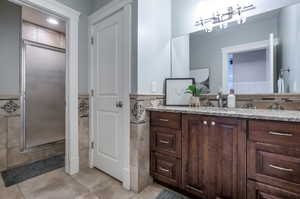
116 101 123 108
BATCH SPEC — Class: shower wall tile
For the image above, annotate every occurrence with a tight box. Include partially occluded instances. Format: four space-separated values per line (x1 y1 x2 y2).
0 149 7 172
7 117 21 148
7 147 30 168
0 118 7 149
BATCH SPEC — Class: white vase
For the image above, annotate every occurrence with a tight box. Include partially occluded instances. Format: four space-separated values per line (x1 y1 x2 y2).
190 96 201 107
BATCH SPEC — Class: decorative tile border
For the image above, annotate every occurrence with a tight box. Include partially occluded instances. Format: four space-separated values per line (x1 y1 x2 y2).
199 94 300 111
0 96 90 117
0 100 20 114
79 98 89 118
130 94 164 124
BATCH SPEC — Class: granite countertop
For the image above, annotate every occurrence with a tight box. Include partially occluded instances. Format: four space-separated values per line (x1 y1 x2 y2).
146 106 300 122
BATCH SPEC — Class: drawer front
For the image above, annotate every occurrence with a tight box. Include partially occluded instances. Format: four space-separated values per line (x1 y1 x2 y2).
248 142 300 193
151 112 181 130
248 181 300 199
151 152 181 187
249 120 300 147
151 127 181 158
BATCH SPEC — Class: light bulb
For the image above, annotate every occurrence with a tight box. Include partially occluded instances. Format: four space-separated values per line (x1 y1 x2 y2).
237 14 247 24
47 18 59 25
220 22 228 29
205 21 214 32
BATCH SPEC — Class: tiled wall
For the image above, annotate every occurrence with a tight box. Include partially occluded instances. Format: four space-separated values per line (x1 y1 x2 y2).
130 94 164 193
0 95 89 172
199 94 300 111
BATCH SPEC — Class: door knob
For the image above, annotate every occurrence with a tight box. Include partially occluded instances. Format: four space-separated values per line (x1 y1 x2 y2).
116 101 123 108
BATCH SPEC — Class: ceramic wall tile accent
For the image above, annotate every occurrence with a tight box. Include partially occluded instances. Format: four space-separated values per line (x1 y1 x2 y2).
79 96 89 118
130 94 164 124
0 99 20 116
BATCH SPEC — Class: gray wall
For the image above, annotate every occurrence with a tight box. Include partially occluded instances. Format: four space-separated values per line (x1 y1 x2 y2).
278 3 300 93
137 0 172 94
92 0 112 12
189 14 278 93
56 0 93 94
0 1 21 95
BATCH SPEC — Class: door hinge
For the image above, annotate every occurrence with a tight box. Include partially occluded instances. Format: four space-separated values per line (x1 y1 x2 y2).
91 89 94 97
91 36 94 45
91 142 95 149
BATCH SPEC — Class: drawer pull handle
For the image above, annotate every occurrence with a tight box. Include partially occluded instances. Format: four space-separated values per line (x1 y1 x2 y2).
269 164 293 172
159 119 169 122
211 121 216 126
159 140 170 144
269 131 293 137
203 121 208 125
159 167 170 173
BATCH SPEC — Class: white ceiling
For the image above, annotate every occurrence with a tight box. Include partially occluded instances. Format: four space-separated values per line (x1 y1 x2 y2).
22 6 66 33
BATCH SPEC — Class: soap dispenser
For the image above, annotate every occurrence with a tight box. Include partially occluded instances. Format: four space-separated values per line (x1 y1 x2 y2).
227 89 236 108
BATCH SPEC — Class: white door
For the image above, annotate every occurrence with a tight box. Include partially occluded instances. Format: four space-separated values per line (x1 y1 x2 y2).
92 10 124 181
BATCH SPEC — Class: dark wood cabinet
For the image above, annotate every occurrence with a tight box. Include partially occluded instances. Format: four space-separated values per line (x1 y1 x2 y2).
149 111 300 199
247 181 300 199
248 120 300 198
182 115 247 199
182 115 210 198
150 152 181 187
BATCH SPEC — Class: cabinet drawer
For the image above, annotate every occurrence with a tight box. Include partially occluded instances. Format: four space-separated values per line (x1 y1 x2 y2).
150 152 181 187
151 127 181 158
151 112 181 130
248 142 300 193
249 120 300 147
248 181 300 199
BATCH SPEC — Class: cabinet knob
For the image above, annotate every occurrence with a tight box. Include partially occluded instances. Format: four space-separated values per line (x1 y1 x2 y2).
203 121 208 125
211 121 216 126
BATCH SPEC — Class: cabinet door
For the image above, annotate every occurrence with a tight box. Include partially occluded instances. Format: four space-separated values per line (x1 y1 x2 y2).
248 180 300 199
182 114 210 198
182 115 247 199
209 117 247 199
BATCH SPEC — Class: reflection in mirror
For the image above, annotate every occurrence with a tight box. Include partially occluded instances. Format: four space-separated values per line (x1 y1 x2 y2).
171 3 300 94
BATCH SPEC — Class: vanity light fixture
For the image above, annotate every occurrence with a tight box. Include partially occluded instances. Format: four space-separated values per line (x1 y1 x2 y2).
195 4 255 32
47 17 59 25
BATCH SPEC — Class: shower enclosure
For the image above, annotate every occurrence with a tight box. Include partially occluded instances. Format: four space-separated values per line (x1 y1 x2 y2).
21 40 66 151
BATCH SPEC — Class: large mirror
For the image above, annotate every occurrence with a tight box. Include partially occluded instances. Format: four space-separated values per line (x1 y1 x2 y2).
171 2 300 94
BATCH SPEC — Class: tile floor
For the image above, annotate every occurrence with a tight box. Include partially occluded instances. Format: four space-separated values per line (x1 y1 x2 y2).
0 167 164 199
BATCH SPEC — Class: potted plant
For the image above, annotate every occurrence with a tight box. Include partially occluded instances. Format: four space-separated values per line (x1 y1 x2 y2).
186 85 203 107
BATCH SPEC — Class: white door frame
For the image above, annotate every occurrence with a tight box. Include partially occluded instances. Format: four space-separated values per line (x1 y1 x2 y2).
8 0 81 175
221 37 278 93
89 0 132 190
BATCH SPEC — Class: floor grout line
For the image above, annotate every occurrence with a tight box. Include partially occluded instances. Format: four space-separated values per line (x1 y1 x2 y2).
17 184 27 199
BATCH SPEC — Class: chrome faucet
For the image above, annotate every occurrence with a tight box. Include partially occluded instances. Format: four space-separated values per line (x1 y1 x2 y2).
216 91 225 108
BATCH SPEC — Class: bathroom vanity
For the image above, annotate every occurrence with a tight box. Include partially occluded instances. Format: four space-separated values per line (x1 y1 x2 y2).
147 107 300 199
